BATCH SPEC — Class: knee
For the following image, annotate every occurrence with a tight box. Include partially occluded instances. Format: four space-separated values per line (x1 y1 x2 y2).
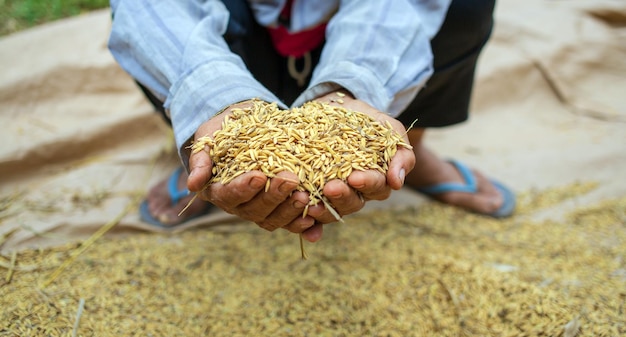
430 0 495 67
445 0 496 38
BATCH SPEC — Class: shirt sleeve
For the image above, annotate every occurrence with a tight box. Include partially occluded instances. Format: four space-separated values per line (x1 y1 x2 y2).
292 0 452 117
108 0 282 166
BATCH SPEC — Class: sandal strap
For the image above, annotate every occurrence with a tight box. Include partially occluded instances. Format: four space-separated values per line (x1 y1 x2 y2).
416 160 478 195
167 167 190 205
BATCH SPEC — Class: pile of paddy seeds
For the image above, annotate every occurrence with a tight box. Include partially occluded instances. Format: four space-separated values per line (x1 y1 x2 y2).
1 185 624 336
192 99 411 215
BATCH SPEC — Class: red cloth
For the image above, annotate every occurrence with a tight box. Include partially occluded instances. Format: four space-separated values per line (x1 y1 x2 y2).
266 0 327 58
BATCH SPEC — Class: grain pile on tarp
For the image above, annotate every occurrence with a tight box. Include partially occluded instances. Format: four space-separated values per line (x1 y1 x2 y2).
1 184 625 336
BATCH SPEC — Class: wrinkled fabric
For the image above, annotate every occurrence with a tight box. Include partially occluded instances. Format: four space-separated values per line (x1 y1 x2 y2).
1 0 625 252
108 0 451 162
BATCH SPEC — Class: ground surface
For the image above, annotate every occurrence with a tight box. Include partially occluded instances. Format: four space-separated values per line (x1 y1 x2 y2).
2 183 625 336
1 1 625 336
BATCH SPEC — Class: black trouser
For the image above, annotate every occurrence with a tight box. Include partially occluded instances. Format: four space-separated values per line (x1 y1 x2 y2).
141 0 496 129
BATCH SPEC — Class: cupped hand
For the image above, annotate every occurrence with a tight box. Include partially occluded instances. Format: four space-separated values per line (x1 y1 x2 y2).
304 90 416 227
187 100 321 239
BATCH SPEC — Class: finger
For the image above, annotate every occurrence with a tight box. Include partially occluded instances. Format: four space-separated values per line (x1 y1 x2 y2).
239 171 300 224
188 146 213 192
387 147 415 190
187 101 255 192
203 171 267 212
377 116 415 191
346 170 390 201
281 212 316 234
258 190 310 232
301 223 324 243
323 179 367 214
305 201 344 225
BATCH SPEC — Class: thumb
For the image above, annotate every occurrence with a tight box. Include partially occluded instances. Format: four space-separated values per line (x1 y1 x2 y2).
387 146 415 190
187 142 214 192
185 99 258 192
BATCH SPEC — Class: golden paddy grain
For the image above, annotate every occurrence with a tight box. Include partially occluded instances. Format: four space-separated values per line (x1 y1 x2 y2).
1 183 624 336
192 99 411 215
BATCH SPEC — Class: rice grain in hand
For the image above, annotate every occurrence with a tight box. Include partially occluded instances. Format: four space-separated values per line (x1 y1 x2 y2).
192 99 412 220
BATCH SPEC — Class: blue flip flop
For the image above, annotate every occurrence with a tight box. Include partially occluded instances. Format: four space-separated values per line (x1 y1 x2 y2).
139 167 211 228
415 160 516 218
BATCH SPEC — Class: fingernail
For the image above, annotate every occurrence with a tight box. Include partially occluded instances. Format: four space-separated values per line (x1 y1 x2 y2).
327 191 343 199
399 168 406 184
186 169 197 192
250 176 265 189
278 181 293 193
188 168 197 180
293 200 306 209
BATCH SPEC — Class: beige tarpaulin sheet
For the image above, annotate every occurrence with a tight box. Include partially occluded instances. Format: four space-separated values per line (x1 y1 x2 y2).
1 0 625 253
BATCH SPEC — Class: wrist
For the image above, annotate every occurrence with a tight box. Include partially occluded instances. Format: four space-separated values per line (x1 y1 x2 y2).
314 89 355 107
217 98 258 116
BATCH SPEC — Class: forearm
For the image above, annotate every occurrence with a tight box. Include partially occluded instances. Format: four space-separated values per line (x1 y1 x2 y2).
108 0 281 165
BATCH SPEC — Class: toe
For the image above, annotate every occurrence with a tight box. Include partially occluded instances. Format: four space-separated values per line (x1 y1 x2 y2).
143 169 211 227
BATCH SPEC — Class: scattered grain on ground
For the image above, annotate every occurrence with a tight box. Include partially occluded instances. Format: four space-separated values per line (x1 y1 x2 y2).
1 183 624 336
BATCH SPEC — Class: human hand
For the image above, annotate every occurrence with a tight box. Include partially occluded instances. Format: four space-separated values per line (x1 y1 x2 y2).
187 100 323 241
303 90 416 226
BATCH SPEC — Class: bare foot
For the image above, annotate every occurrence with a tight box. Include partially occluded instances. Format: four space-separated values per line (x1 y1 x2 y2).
144 168 212 226
405 129 505 215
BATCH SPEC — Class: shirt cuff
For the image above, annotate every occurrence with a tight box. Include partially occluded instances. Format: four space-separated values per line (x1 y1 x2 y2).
292 61 391 114
165 60 284 168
